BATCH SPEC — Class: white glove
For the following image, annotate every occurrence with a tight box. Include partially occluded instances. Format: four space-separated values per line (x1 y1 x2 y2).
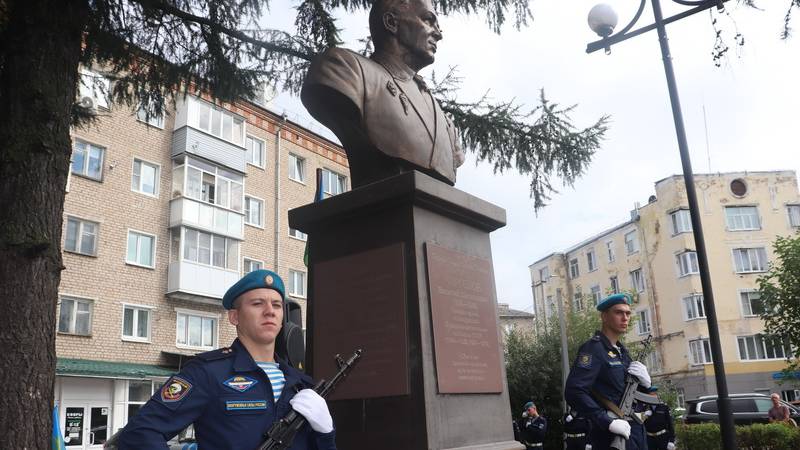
289 389 333 434
565 414 573 423
585 445 592 450
608 419 631 439
667 443 675 450
627 361 651 388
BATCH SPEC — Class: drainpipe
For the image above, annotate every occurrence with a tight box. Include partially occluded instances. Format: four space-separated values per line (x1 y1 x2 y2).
273 113 287 273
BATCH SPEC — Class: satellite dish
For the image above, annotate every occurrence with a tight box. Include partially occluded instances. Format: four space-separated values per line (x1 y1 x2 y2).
79 96 96 110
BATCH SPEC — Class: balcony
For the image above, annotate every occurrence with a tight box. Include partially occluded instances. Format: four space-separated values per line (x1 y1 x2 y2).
170 197 243 240
167 261 240 303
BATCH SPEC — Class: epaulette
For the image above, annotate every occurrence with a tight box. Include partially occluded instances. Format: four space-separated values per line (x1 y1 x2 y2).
195 346 236 362
590 335 601 341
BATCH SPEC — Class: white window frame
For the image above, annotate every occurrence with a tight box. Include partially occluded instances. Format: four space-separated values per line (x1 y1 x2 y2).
121 303 154 342
739 290 764 318
181 228 239 272
539 266 549 282
644 350 661 374
244 195 264 228
289 228 308 241
71 139 105 181
243 258 263 274
689 338 713 365
683 294 706 321
189 97 245 146
725 206 761 231
573 292 584 312
630 268 645 293
609 276 619 294
569 258 580 279
78 68 110 110
676 251 699 277
136 103 165 129
131 157 161 197
126 229 157 269
288 153 305 183
589 285 602 307
58 294 94 336
586 248 597 272
787 204 800 228
670 209 692 235
125 380 156 423
321 168 347 197
175 308 220 350
606 240 615 262
637 309 652 335
624 230 639 254
64 216 99 256
245 135 266 168
737 334 790 361
288 269 307 298
732 247 768 274
181 157 244 213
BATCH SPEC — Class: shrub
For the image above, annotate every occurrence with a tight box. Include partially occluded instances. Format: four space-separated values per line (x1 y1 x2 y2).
676 422 800 450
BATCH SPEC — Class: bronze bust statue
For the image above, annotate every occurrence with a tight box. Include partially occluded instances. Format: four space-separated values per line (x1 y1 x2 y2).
301 0 465 188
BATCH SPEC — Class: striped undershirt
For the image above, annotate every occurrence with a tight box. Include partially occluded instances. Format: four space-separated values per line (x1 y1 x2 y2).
256 361 286 402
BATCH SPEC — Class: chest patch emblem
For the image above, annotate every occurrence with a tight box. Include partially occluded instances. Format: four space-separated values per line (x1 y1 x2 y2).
225 400 268 411
223 376 258 392
607 351 618 358
161 376 192 402
608 361 624 366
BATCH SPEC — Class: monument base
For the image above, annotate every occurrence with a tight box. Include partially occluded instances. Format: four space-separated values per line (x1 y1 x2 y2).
289 171 523 450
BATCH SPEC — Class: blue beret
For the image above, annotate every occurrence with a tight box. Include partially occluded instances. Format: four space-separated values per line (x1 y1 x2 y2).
524 401 535 409
222 269 285 309
596 293 632 311
647 385 659 393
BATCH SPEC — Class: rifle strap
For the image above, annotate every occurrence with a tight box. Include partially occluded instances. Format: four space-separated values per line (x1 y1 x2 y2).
591 389 626 419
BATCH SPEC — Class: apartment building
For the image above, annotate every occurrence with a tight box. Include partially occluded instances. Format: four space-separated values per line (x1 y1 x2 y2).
497 303 536 340
55 68 348 448
529 171 800 405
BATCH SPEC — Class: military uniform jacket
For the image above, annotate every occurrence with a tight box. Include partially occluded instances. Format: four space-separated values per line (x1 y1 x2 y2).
301 48 463 186
645 403 675 442
119 339 336 450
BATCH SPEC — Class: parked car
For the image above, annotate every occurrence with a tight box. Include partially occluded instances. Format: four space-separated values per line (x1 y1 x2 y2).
683 393 800 425
103 424 196 450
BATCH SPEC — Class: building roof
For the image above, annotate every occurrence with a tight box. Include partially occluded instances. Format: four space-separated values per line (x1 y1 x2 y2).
57 358 176 379
497 303 535 318
563 219 636 255
653 170 797 186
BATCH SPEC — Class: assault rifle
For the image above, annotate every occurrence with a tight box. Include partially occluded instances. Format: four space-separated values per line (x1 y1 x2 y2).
256 349 362 450
592 335 661 450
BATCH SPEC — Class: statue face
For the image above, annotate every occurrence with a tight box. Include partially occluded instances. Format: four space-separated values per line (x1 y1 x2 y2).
394 0 442 70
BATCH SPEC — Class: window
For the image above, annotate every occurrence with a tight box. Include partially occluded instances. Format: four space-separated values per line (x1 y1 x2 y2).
288 270 306 297
126 230 156 268
689 338 713 365
683 294 706 320
788 205 800 227
781 390 800 403
644 351 661 373
64 217 98 256
586 248 597 272
191 99 244 146
322 169 347 197
545 295 555 317
737 335 790 361
126 380 155 420
245 135 265 168
58 296 93 335
677 251 699 277
569 258 580 279
243 258 263 274
624 230 639 254
288 154 305 182
78 69 109 109
630 269 645 292
573 292 584 312
176 310 217 349
132 158 159 196
606 241 615 262
539 266 549 282
71 140 105 180
244 196 264 227
670 209 692 234
677 388 685 408
289 228 308 241
181 156 244 212
590 285 602 307
740 291 764 317
136 104 165 128
730 178 748 197
183 229 238 271
725 206 760 231
733 247 768 273
122 305 151 341
637 309 652 335
609 276 619 294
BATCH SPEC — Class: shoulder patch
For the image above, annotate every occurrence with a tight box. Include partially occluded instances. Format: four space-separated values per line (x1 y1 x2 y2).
195 347 235 362
577 353 592 369
161 376 192 402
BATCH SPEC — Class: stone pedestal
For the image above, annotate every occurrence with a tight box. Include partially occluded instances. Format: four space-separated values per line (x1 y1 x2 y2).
289 171 522 450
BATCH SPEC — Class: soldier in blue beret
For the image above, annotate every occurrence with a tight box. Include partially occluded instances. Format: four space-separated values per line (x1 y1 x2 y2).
517 401 547 449
119 269 337 450
564 293 652 450
643 386 675 450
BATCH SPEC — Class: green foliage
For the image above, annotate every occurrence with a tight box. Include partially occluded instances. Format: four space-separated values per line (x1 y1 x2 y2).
757 233 800 380
676 422 800 450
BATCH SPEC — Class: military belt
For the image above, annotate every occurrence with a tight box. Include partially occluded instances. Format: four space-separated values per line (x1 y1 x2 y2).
564 433 586 438
523 442 544 447
647 429 667 437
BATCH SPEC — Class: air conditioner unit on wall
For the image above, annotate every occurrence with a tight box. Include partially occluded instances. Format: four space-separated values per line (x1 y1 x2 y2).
79 96 96 111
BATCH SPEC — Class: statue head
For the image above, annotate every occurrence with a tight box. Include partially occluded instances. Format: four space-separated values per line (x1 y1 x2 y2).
369 0 442 72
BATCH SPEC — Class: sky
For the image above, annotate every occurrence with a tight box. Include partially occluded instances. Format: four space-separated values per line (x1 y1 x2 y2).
264 1 800 313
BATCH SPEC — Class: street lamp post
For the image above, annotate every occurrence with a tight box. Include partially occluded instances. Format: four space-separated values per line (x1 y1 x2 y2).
586 1 737 448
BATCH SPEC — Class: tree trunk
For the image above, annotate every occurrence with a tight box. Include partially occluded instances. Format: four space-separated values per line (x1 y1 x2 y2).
0 1 88 447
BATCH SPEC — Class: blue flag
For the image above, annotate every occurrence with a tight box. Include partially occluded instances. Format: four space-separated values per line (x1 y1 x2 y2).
52 403 66 450
303 168 324 267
